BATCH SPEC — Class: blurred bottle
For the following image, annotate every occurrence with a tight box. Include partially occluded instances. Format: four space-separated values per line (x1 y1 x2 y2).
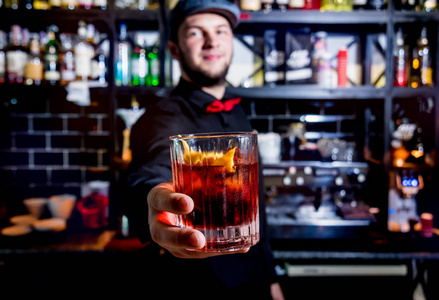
261 0 274 12
276 0 289 11
311 31 327 83
93 0 107 9
0 31 6 83
318 51 333 87
23 0 33 9
423 0 437 11
61 0 77 9
148 0 158 9
353 0 367 9
335 0 353 10
368 0 386 10
240 0 261 10
33 0 51 9
411 27 432 88
4 0 19 9
146 35 159 86
131 32 148 86
78 0 92 9
303 0 320 9
320 0 335 10
75 20 94 81
115 23 132 86
92 37 109 83
44 25 61 85
6 25 27 84
49 0 61 8
395 0 413 10
60 33 76 85
24 35 43 86
289 0 305 9
337 47 348 87
393 28 409 87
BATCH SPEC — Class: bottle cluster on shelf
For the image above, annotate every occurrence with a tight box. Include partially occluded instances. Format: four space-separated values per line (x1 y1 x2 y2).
239 0 437 11
115 23 160 87
393 26 434 88
0 21 109 86
262 29 358 88
395 0 437 12
1 0 107 10
114 0 158 10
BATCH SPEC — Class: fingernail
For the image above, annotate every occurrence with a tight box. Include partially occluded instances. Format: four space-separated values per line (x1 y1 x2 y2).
178 197 189 211
188 231 203 248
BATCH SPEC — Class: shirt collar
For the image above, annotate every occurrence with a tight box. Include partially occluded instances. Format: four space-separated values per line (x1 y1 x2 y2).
172 79 234 112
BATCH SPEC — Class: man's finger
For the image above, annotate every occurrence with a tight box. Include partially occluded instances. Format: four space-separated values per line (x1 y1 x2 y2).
150 221 205 250
148 182 194 214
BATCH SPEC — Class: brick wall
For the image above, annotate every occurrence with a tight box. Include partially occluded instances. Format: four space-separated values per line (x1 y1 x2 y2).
0 86 112 215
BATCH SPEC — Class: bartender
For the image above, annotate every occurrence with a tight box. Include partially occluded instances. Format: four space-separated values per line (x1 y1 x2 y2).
125 0 284 299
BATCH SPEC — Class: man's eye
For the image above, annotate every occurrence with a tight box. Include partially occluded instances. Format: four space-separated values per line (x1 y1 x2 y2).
188 30 201 37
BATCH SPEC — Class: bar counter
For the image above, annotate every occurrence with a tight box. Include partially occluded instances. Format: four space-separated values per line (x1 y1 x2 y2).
1 224 439 298
0 223 438 257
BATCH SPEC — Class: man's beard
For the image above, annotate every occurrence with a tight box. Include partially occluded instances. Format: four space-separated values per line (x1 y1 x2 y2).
180 51 230 87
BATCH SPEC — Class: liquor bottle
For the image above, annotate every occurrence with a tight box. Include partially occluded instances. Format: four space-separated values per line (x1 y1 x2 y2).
337 47 348 87
4 0 19 9
416 27 433 87
303 0 320 9
148 0 158 9
59 33 76 85
6 25 28 84
240 0 261 10
393 28 409 87
276 0 289 11
146 35 159 86
353 0 367 9
49 0 61 8
23 0 33 9
0 31 6 83
25 35 43 86
93 0 106 9
320 0 335 10
368 0 386 10
44 25 61 85
311 31 327 83
115 23 131 86
61 0 77 9
289 0 305 9
91 37 108 84
423 0 437 11
75 20 94 81
78 0 92 9
33 0 51 9
335 0 353 10
261 0 274 12
131 33 147 86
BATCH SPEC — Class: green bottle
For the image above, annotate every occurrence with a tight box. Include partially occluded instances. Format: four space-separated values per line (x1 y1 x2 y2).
146 41 159 87
131 33 147 86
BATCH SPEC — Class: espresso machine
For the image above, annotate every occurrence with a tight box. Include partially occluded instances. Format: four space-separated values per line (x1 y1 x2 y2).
264 160 376 239
388 170 424 233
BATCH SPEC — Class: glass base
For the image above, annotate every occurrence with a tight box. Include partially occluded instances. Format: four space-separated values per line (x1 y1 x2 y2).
189 224 260 252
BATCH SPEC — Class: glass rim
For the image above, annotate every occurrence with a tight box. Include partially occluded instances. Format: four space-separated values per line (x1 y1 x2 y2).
169 131 257 141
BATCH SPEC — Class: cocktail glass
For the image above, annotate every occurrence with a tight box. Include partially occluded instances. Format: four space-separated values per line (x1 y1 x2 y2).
169 132 260 252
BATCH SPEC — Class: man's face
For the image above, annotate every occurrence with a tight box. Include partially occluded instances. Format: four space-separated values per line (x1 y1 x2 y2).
171 13 234 87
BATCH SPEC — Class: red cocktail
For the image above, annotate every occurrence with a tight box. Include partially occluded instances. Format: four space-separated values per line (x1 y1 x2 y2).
170 133 259 252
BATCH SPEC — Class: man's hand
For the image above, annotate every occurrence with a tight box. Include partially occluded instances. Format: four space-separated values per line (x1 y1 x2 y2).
147 181 249 258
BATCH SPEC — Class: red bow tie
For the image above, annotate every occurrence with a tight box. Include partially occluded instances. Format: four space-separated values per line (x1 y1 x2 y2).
205 98 241 114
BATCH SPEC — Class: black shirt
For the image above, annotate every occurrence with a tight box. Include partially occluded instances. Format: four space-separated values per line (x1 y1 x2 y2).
126 79 276 295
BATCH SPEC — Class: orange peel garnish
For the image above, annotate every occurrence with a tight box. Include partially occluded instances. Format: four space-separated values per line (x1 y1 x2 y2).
183 146 236 173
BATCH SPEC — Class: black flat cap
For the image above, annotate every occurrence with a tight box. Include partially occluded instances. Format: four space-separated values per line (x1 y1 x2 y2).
169 0 240 41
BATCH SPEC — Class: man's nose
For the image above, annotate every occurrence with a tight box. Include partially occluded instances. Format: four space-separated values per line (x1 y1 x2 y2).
204 32 219 48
